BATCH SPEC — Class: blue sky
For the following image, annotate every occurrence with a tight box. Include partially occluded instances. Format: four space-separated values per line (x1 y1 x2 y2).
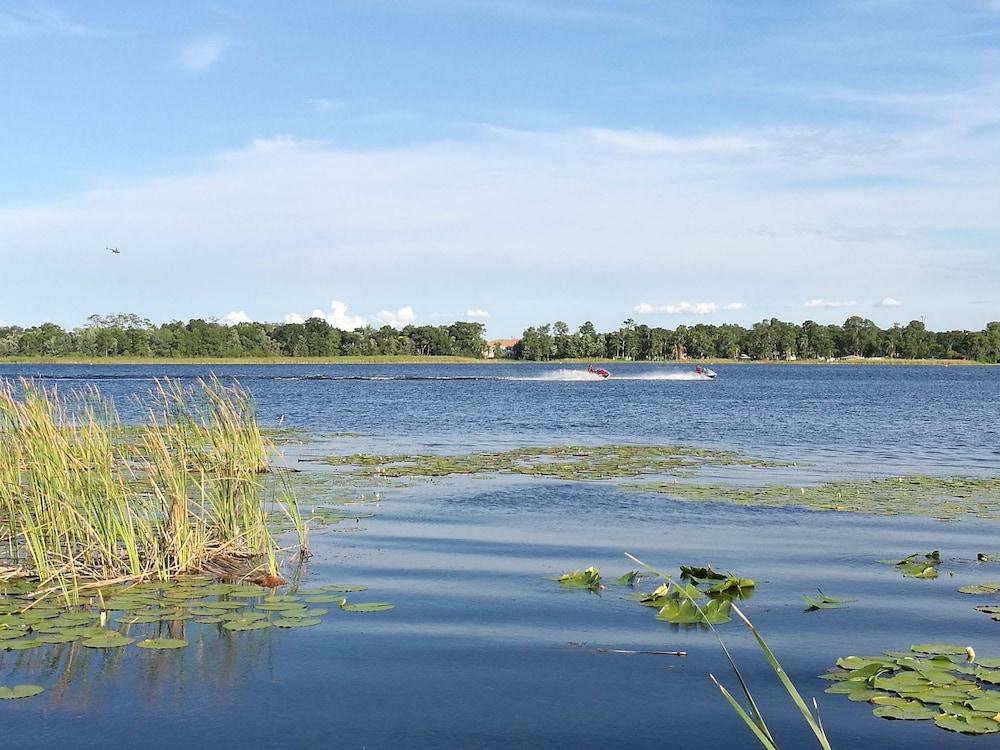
1 1 999 335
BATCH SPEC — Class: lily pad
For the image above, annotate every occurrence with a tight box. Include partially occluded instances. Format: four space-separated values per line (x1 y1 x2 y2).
803 592 855 611
137 638 188 650
958 583 1000 595
873 704 939 720
340 602 394 613
273 617 321 628
2 639 42 651
322 584 368 593
222 619 272 631
558 567 602 589
911 644 972 655
934 715 1000 734
0 685 44 700
82 633 135 648
33 633 79 644
303 595 346 604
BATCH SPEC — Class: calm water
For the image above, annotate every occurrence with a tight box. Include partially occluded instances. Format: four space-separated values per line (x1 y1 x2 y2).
2 363 1000 749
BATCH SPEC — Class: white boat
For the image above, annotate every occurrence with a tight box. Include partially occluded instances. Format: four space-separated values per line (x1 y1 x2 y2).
694 366 716 380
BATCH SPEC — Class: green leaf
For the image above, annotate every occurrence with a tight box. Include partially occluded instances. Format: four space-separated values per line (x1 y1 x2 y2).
0 685 44 700
137 638 188 649
557 567 602 589
82 633 135 648
273 617 321 628
911 644 971 656
934 715 1000 734
803 592 855 611
873 704 938 720
958 583 1000 595
222 619 272 631
340 602 394 613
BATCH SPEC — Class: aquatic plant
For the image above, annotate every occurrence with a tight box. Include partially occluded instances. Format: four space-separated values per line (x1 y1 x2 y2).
557 566 602 590
823 644 1000 734
0 377 302 594
890 551 941 578
628 476 1000 520
624 554 831 749
802 592 854 612
310 443 784 481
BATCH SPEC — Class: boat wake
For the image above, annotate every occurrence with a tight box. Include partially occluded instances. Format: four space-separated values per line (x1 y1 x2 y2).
20 370 715 384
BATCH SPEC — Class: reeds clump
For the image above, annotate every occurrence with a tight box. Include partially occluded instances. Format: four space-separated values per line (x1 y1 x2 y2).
0 376 302 597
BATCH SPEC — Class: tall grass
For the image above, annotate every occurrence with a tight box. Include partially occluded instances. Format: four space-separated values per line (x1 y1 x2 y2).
0 377 304 596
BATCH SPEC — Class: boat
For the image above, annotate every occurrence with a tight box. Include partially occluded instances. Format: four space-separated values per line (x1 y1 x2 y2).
694 366 716 380
587 365 610 379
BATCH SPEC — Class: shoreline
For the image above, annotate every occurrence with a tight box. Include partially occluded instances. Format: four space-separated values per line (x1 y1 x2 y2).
0 356 988 366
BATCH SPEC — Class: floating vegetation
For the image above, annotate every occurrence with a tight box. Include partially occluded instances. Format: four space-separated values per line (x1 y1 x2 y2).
887 551 941 579
557 563 754 626
0 684 43 700
0 576 394 698
823 644 1000 734
629 476 1000 520
557 567 602 590
136 638 188 649
309 443 783 481
340 602 394 613
802 592 854 612
959 583 1000 595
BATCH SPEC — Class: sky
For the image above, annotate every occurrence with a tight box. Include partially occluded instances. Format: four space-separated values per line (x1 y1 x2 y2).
1 1 999 336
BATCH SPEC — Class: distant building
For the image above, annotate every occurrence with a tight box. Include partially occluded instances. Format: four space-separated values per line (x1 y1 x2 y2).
484 338 520 358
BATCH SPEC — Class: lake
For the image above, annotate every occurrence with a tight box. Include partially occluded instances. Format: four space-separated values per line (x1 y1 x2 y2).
2 362 999 748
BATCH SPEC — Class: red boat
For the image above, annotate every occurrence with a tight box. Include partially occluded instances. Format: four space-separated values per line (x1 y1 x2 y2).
587 365 610 378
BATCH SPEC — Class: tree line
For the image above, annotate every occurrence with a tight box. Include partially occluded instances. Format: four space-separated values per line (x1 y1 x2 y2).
513 317 1000 363
0 314 487 359
2 313 999 362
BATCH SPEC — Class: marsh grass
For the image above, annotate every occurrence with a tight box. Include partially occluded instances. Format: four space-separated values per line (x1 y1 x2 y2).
0 376 305 599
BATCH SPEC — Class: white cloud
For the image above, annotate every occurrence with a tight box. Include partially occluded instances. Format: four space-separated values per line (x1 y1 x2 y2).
0 8 93 37
803 299 859 308
373 306 416 328
875 296 901 307
634 301 743 316
176 36 231 72
465 308 489 318
283 300 368 329
222 310 251 325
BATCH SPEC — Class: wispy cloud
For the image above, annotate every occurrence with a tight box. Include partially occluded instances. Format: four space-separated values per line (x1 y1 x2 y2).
175 35 232 72
875 296 901 308
465 308 490 318
634 301 744 316
0 7 93 37
803 299 859 309
310 97 344 113
383 0 676 35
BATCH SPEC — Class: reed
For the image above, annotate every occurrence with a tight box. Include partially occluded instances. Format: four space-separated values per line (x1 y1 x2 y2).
0 377 303 597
